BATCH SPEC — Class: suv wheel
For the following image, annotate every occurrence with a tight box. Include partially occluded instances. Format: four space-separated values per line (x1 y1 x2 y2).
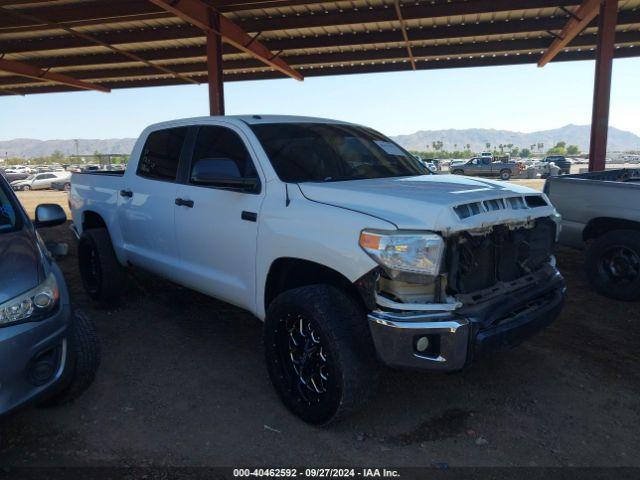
39 310 100 406
500 169 511 180
585 229 640 301
23 185 31 191
452 169 464 175
78 228 125 304
264 285 377 425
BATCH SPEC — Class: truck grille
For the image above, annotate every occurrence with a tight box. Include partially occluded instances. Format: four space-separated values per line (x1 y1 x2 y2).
453 195 549 220
446 217 556 294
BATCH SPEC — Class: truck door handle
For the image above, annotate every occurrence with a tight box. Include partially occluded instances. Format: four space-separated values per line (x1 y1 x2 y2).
241 211 257 222
175 198 194 208
119 189 133 198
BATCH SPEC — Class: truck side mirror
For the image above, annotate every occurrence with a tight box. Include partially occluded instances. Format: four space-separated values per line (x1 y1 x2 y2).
34 203 67 228
191 158 259 192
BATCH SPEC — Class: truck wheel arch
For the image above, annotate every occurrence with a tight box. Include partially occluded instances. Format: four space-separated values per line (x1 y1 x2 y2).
82 210 107 232
583 217 640 241
264 258 371 312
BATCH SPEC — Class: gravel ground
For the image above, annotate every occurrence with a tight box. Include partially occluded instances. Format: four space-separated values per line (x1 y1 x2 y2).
0 192 638 468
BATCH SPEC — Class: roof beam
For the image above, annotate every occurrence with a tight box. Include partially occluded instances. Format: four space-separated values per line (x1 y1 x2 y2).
0 57 109 92
538 0 602 66
148 0 302 80
394 0 416 70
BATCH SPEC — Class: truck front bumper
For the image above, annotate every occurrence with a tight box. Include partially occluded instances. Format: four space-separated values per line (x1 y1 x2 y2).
367 268 566 371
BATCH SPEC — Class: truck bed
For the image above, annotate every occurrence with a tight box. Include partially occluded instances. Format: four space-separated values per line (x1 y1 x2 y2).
545 169 640 248
551 168 640 184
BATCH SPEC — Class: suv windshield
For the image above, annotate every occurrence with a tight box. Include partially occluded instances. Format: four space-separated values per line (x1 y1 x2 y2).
250 123 428 182
0 179 21 234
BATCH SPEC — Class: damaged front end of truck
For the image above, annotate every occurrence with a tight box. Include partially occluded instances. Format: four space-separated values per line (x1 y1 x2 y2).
358 193 566 371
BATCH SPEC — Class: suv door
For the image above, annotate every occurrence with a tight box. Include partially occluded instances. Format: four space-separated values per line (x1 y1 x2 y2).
173 124 263 309
118 126 189 278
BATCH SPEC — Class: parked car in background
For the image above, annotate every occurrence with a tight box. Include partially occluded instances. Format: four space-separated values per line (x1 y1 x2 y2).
542 155 572 175
545 169 640 301
69 115 565 424
10 172 71 191
1 170 30 183
416 157 438 173
51 179 72 192
0 174 99 415
450 156 520 180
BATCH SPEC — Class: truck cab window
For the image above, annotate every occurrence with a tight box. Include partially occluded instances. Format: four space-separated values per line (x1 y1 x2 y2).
189 126 257 182
137 127 188 181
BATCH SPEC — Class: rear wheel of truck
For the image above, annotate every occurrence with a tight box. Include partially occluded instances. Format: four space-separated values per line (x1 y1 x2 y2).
500 169 511 180
78 228 124 304
264 285 377 425
585 229 640 301
39 310 100 407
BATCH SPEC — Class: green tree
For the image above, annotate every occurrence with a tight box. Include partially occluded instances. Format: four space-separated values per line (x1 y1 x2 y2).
520 148 532 158
566 145 580 155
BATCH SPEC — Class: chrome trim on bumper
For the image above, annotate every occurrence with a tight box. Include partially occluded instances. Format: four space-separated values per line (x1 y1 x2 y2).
368 311 470 371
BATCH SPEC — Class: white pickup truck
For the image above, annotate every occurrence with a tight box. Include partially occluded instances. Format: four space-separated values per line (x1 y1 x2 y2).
70 115 565 424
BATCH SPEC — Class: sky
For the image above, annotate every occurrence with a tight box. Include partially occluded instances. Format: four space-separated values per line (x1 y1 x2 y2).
0 57 638 140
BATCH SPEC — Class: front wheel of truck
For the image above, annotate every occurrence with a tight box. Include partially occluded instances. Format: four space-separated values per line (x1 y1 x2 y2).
264 285 378 425
78 228 124 304
500 169 511 180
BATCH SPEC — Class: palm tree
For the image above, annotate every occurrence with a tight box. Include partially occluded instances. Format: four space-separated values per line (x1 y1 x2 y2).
485 142 491 150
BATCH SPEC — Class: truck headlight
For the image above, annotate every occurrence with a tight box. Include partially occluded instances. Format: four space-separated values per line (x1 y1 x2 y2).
0 273 59 327
359 230 445 276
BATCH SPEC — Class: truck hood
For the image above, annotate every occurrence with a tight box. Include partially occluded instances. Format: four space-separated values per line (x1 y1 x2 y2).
0 228 42 304
298 174 556 233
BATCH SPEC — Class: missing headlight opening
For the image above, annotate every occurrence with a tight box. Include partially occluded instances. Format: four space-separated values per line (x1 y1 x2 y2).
372 217 556 308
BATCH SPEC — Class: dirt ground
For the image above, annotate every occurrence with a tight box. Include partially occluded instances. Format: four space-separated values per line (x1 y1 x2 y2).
0 190 638 468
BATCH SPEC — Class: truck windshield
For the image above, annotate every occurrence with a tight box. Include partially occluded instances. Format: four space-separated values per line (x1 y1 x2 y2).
0 180 21 234
250 123 428 182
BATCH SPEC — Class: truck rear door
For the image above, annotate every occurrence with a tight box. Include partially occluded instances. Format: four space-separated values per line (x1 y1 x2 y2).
173 123 264 310
117 126 189 278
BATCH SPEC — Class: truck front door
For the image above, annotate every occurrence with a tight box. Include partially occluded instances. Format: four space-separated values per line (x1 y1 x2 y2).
173 124 263 310
117 126 188 278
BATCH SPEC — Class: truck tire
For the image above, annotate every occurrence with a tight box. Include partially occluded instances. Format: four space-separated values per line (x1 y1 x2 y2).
39 310 100 406
78 227 124 304
585 230 640 301
452 169 464 175
23 185 30 191
264 285 378 425
500 169 511 180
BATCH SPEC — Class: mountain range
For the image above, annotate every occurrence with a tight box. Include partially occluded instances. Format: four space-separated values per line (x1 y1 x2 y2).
1 124 639 159
391 124 640 153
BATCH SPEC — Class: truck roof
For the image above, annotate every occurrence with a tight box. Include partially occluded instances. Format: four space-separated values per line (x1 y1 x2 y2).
144 115 354 132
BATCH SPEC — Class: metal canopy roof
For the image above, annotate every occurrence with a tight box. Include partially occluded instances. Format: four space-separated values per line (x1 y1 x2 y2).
0 0 639 96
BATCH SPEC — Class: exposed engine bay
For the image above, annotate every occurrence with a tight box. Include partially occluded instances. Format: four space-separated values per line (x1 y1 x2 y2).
374 217 557 308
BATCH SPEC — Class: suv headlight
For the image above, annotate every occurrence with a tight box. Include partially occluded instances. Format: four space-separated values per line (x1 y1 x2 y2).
359 230 445 276
0 273 59 327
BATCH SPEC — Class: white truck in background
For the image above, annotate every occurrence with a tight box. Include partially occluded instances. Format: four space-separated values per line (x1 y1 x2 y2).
70 115 565 424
